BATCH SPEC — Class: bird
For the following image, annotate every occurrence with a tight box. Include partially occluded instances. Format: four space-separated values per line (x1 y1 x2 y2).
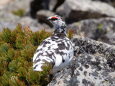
33 15 74 73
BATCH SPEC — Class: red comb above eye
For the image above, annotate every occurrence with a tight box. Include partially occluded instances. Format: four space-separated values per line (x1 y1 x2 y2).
51 17 59 19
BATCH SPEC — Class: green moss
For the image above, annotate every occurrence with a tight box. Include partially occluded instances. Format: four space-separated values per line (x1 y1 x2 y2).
0 24 74 86
97 24 103 31
67 29 75 39
12 9 25 17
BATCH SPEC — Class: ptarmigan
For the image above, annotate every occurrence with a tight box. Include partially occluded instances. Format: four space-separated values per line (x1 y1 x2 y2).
33 15 74 73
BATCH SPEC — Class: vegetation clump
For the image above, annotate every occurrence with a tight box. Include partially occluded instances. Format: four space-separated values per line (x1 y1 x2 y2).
0 24 74 86
12 9 25 17
0 24 52 86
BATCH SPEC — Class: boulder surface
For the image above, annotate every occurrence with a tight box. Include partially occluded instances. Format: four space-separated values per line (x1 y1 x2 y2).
48 36 115 86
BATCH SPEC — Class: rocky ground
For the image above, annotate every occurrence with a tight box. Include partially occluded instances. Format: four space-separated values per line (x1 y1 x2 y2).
0 0 115 86
48 36 115 86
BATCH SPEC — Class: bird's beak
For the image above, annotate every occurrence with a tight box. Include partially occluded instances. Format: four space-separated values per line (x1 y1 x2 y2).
47 17 51 20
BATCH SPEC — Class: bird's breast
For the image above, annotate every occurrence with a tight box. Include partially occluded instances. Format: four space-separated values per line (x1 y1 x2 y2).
33 36 74 72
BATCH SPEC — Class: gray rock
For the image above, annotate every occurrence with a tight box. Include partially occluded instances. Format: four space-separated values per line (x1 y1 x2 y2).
19 17 51 32
30 0 50 18
0 22 17 31
30 0 65 18
72 36 115 59
68 17 115 45
0 19 51 32
0 16 51 32
50 0 65 12
0 10 20 23
0 0 13 9
48 36 115 86
49 0 57 11
19 17 39 28
1 0 31 13
0 0 32 25
57 0 115 23
0 0 52 32
37 10 56 27
92 0 115 7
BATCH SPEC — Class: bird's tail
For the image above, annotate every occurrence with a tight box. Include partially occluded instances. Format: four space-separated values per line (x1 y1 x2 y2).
33 59 54 72
33 61 44 71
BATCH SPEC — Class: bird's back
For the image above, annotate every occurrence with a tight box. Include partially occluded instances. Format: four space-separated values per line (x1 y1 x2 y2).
33 34 73 73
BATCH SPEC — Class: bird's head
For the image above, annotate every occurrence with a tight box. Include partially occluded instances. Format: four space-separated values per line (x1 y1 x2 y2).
48 15 66 32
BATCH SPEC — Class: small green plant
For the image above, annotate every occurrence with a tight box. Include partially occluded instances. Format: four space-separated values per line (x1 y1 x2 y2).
97 24 103 31
12 9 25 17
67 29 75 39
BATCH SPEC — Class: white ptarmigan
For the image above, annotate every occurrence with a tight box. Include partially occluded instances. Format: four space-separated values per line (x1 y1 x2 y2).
33 15 74 73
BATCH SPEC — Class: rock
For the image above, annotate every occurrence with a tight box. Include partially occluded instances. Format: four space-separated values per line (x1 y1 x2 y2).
0 10 20 23
0 17 51 32
50 0 65 12
1 0 31 13
18 17 50 32
30 0 65 18
92 0 115 7
0 0 13 9
30 0 50 18
57 0 115 23
68 17 115 45
48 54 115 86
19 17 38 27
0 22 17 31
72 36 115 59
48 36 115 86
37 10 56 27
0 0 32 24
0 0 52 32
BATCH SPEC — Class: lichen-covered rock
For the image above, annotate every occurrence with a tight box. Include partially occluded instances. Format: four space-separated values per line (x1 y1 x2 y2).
48 54 115 86
68 18 115 45
72 36 115 59
48 36 115 86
